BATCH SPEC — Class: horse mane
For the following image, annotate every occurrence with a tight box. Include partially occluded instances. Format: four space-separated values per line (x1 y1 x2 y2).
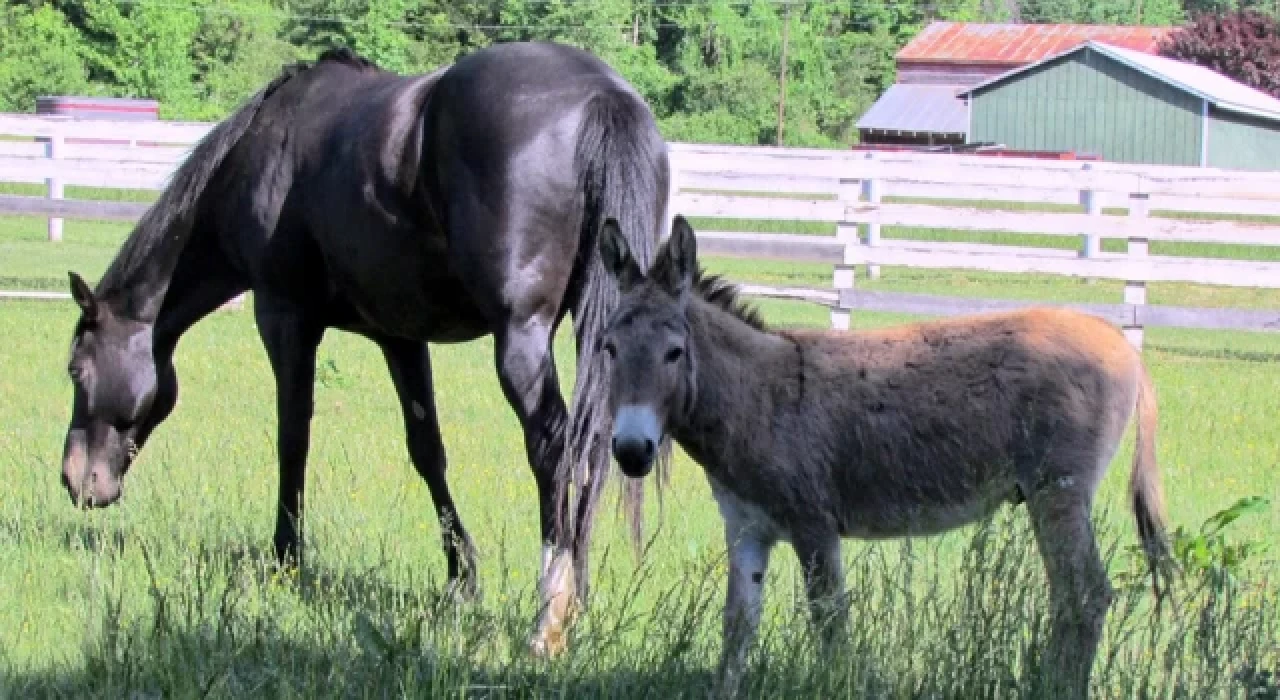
314 47 382 72
96 48 380 307
693 268 768 332
96 66 305 305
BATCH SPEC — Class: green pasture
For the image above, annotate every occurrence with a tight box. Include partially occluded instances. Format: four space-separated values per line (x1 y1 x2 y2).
0 211 1276 697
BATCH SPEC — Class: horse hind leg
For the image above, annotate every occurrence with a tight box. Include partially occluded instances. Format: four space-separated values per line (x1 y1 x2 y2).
1025 482 1114 700
378 337 478 601
491 313 577 657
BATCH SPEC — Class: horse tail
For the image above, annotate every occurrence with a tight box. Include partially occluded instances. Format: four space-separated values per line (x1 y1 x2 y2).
1130 359 1175 604
566 87 670 576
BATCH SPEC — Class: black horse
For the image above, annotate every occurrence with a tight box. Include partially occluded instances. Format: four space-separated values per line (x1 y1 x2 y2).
59 42 669 655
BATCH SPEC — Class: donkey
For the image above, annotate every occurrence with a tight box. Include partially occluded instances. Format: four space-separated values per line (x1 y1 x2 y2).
596 215 1174 697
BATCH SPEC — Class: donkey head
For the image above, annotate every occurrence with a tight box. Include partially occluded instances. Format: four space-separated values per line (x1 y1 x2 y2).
598 215 698 478
61 271 166 508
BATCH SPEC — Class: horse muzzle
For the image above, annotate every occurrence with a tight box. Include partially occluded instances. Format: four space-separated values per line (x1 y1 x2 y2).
62 438 123 508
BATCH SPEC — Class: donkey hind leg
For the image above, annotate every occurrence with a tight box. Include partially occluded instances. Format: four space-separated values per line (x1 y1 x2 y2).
492 314 576 657
378 337 478 600
1026 486 1114 700
255 295 325 570
716 515 776 700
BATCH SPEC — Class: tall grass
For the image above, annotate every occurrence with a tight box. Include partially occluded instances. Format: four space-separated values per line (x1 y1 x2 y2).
4 504 1273 698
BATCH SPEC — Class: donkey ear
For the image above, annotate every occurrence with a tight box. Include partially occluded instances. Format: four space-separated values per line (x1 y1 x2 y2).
654 215 698 298
598 218 643 291
68 271 100 320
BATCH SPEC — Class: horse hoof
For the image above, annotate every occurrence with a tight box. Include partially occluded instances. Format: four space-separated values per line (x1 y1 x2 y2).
528 629 567 659
442 577 479 605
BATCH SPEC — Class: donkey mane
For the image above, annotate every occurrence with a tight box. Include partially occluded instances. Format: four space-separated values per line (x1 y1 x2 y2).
693 268 768 332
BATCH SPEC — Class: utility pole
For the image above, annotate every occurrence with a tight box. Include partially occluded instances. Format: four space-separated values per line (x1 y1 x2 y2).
776 1 791 146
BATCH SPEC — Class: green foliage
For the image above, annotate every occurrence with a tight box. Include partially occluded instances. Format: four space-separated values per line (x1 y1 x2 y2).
0 3 93 112
0 0 1259 143
191 1 300 120
1170 496 1271 588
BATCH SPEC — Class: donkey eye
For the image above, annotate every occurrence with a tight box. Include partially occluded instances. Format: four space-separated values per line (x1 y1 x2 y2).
603 341 617 359
664 346 684 364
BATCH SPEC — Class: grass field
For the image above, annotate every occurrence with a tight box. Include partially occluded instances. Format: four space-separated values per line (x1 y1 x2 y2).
1 213 1276 697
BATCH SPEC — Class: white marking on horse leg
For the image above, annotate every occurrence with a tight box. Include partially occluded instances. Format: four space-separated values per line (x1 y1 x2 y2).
541 543 555 578
530 547 577 658
411 400 426 420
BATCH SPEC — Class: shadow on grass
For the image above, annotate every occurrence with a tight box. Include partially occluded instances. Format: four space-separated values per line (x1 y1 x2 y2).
3 509 1276 699
1148 343 1280 364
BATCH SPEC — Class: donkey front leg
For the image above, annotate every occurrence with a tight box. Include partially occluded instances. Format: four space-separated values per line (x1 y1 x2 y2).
794 532 850 660
715 511 776 698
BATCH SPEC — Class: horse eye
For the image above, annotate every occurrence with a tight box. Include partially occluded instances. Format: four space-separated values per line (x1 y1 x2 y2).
664 346 683 364
603 341 617 359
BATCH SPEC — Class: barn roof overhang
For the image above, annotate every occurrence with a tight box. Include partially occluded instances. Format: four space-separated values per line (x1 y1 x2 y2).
896 22 1174 64
957 41 1280 124
855 83 969 136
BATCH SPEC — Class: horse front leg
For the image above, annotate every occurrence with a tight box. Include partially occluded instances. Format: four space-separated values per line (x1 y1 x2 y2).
492 314 577 657
254 296 325 570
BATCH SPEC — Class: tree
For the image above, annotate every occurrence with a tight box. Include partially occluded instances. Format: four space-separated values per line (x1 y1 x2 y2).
0 4 93 112
1160 10 1280 99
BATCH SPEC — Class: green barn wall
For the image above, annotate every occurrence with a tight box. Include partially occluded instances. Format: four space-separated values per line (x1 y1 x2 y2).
969 48 1203 166
1207 108 1280 171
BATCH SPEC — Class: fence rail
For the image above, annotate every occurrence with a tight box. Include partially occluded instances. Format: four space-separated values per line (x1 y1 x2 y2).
3 114 1279 344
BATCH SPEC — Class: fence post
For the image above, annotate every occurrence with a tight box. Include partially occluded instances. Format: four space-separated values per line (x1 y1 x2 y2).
46 134 65 242
831 176 862 331
860 151 882 280
1079 163 1102 288
1124 193 1150 349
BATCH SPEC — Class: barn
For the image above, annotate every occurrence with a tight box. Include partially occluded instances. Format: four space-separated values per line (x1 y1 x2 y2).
958 41 1280 169
856 22 1173 147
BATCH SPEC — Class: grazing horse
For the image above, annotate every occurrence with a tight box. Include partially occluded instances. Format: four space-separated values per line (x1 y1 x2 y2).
59 42 669 655
596 216 1175 697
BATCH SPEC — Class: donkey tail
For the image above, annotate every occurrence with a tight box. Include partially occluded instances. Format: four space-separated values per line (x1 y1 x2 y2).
1131 359 1175 603
566 87 670 576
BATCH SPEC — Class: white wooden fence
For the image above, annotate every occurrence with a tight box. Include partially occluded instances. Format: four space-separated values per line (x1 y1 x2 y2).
3 114 1279 345
666 143 1280 346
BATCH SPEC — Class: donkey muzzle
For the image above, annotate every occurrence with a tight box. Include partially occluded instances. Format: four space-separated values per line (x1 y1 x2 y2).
611 405 660 478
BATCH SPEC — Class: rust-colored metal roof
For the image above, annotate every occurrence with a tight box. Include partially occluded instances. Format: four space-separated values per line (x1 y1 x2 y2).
898 22 1175 65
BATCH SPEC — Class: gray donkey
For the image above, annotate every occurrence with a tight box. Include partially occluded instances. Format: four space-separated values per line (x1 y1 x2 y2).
596 215 1174 698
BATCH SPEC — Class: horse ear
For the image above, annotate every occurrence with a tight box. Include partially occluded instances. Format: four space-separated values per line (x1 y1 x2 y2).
655 215 697 298
68 271 100 320
598 218 643 291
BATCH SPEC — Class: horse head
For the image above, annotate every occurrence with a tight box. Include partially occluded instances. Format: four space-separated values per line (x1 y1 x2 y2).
61 271 166 508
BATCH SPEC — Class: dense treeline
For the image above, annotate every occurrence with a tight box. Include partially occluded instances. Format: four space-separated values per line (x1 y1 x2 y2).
0 0 1273 145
